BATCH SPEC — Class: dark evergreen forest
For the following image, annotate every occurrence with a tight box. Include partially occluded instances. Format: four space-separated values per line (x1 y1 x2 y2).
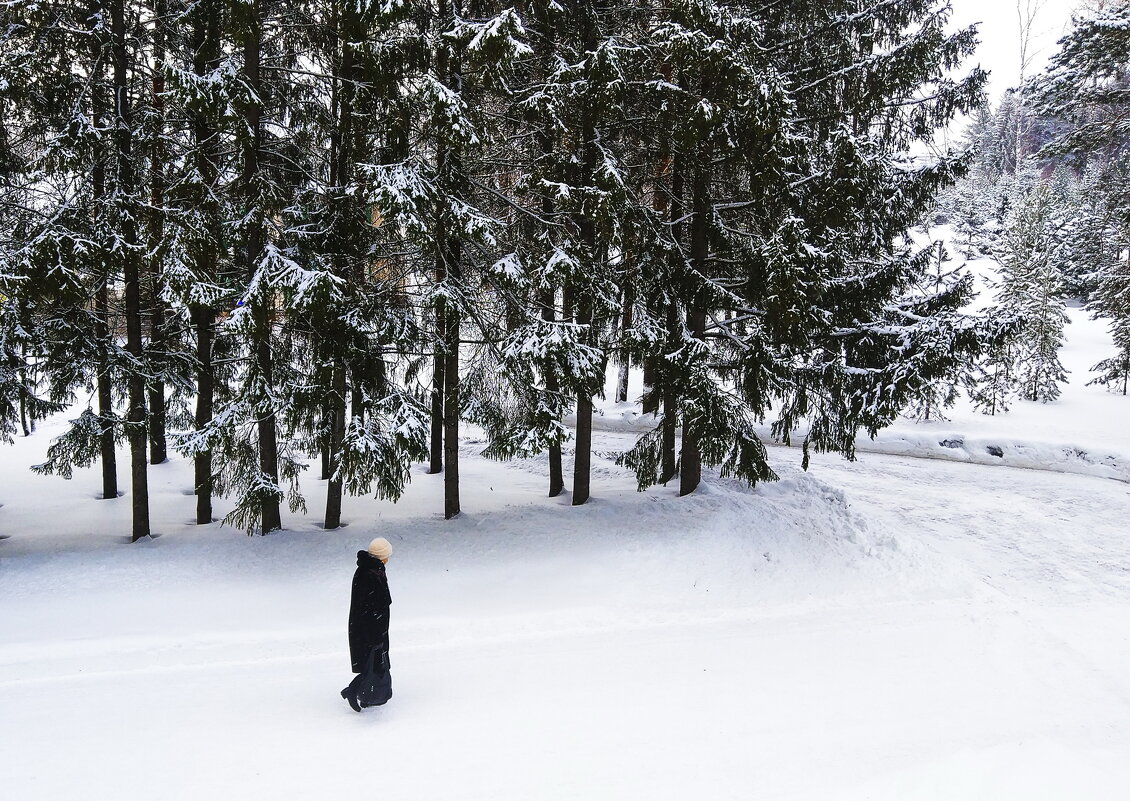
12 0 1126 539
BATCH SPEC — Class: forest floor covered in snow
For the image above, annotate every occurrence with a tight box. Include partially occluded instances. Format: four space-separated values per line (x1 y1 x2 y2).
3 228 1129 799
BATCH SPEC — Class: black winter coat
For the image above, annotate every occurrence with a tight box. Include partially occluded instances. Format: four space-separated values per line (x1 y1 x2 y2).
348 550 392 673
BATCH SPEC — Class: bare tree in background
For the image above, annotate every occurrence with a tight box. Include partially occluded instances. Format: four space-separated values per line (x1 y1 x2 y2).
1015 0 1049 162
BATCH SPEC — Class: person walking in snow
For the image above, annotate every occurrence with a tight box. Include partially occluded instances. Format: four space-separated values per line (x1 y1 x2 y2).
341 537 393 711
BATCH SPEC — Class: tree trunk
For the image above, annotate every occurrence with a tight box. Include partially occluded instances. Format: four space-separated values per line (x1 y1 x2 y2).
543 287 564 497
145 0 168 465
644 87 673 419
255 321 283 534
147 5 168 465
112 0 150 540
437 0 463 517
642 358 658 414
191 0 219 524
243 0 281 534
429 279 445 474
324 363 347 529
572 290 593 506
429 99 447 478
660 309 678 484
323 13 356 528
660 153 685 485
616 278 634 403
147 325 167 463
680 152 709 497
571 2 597 507
537 77 563 496
96 282 118 501
320 423 331 479
442 320 460 519
193 308 214 523
443 248 461 519
90 4 118 501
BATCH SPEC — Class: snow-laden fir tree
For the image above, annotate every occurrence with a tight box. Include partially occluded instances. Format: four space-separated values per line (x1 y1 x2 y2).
968 303 1025 415
485 0 640 505
161 0 234 525
935 105 1006 258
906 242 968 422
1031 2 1130 163
1 0 121 498
1055 165 1122 301
284 0 430 529
615 0 987 494
360 1 534 519
617 0 795 495
0 3 72 445
4 0 161 539
998 175 1070 403
1089 246 1130 395
175 0 322 534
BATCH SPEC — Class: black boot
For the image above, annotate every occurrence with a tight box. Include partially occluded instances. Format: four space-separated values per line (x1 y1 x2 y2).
341 687 361 712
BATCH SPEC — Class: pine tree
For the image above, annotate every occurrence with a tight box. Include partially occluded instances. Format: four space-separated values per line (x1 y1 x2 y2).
5 0 135 506
907 242 966 421
935 104 1005 258
1057 163 1125 301
968 304 1025 415
1089 249 1130 395
363 2 532 519
619 0 988 493
107 0 153 540
286 0 430 529
999 177 1071 403
162 0 230 525
1031 2 1130 162
0 3 70 444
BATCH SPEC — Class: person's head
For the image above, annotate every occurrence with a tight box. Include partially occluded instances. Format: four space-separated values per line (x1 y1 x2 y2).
367 537 393 564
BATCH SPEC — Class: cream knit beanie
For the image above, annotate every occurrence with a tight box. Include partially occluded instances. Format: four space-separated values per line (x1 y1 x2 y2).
367 537 393 561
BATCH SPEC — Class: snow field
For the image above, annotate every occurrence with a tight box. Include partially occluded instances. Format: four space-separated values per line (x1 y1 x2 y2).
2 414 1130 799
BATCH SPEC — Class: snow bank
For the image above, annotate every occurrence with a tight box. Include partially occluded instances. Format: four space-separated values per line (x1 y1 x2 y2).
834 428 1130 483
574 403 1130 485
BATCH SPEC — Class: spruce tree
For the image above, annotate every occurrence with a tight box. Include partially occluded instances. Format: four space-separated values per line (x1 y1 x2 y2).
163 0 229 525
999 177 1071 403
968 305 1024 415
108 0 153 540
365 2 531 519
1089 249 1130 395
5 0 138 508
1032 2 1130 162
286 0 430 528
618 0 987 493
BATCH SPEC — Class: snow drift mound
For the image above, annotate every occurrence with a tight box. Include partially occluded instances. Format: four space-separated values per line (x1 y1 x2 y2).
852 430 1130 483
599 472 909 610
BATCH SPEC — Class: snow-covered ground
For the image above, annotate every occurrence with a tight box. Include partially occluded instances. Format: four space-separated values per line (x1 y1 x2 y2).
2 424 1129 798
2 229 1128 799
